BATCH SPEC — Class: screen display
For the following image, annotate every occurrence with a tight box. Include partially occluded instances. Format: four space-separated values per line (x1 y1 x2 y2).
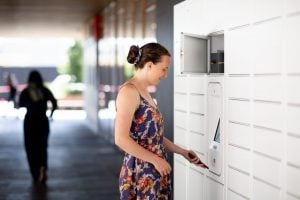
213 118 220 143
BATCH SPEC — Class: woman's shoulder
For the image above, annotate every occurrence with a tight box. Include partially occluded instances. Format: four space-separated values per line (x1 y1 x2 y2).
117 82 140 105
41 85 52 92
20 87 29 94
40 86 55 97
119 82 140 94
119 82 139 96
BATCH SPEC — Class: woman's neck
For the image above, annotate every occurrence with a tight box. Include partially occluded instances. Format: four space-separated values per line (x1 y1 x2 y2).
131 71 149 91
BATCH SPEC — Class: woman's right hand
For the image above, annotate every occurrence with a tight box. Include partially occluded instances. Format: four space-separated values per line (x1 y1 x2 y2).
152 157 172 177
185 150 209 169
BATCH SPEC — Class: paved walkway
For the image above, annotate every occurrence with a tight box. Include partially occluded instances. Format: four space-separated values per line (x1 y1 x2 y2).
0 114 123 200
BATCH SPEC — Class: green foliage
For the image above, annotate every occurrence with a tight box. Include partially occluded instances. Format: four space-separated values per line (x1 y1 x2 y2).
67 41 83 82
124 62 135 80
57 63 69 74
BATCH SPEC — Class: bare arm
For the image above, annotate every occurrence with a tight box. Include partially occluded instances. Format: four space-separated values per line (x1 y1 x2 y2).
114 85 172 176
163 136 186 155
46 88 57 118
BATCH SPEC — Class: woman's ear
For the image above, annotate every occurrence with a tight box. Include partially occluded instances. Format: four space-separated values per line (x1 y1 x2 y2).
145 61 153 70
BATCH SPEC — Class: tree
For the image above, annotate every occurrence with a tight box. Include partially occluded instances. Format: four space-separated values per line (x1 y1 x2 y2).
67 41 83 82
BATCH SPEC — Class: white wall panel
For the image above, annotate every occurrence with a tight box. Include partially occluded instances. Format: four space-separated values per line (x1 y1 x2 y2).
285 15 300 74
174 93 187 111
286 0 300 15
173 39 181 76
190 132 206 155
228 100 251 124
253 0 283 22
174 1 188 75
174 0 208 40
253 179 281 200
287 135 300 167
287 165 300 197
175 153 186 163
253 76 283 102
287 105 300 136
228 146 251 173
227 190 248 200
175 110 187 129
228 122 251 149
286 76 300 104
175 75 188 93
253 127 283 159
173 38 181 76
226 26 252 74
225 0 251 28
189 113 205 134
174 1 189 40
174 1 300 200
228 168 251 198
188 168 204 200
206 177 224 200
253 102 283 131
184 0 206 35
189 94 205 114
227 76 251 99
188 76 206 95
174 126 187 147
252 19 283 74
286 194 300 200
202 0 225 31
253 153 282 187
174 159 187 200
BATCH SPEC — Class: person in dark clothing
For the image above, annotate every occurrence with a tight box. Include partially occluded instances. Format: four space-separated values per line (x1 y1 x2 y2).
6 73 17 107
18 70 57 184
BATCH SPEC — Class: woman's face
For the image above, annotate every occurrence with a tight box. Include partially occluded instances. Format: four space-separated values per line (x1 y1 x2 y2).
148 55 171 85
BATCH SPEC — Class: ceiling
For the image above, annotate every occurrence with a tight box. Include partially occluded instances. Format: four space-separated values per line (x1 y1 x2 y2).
0 0 112 38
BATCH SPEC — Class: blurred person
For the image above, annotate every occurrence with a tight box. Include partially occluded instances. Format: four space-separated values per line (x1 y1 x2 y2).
6 73 18 107
18 70 57 184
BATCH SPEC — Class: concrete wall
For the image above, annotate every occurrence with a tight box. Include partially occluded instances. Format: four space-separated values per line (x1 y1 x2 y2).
173 0 300 199
83 37 99 133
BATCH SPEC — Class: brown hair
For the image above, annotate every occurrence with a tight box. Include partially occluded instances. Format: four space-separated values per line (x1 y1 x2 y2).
127 43 170 69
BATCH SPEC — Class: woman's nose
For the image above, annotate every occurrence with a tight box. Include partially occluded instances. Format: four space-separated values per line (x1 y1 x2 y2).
163 72 168 78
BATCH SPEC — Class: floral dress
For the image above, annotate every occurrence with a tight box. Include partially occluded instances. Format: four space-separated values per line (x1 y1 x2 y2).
119 95 172 200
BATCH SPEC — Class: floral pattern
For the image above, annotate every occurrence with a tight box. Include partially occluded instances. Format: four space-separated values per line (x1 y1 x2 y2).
119 96 172 200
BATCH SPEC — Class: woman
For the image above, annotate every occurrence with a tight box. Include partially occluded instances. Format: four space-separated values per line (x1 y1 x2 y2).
115 43 208 199
19 70 57 184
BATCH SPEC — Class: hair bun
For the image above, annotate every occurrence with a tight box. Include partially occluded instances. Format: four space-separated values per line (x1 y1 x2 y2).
134 48 142 65
127 45 140 64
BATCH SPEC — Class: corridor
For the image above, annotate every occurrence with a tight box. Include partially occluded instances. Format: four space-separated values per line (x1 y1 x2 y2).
0 111 123 200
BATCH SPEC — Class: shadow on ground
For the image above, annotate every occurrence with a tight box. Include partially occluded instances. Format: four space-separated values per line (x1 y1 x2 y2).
0 114 123 200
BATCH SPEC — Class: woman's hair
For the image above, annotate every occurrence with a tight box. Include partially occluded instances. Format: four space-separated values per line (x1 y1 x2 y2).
28 70 44 87
127 43 170 69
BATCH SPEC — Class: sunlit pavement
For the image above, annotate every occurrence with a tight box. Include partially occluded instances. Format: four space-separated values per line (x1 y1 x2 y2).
0 102 87 120
0 109 122 200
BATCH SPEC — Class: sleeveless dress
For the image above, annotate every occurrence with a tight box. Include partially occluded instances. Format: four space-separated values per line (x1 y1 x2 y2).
119 94 172 200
